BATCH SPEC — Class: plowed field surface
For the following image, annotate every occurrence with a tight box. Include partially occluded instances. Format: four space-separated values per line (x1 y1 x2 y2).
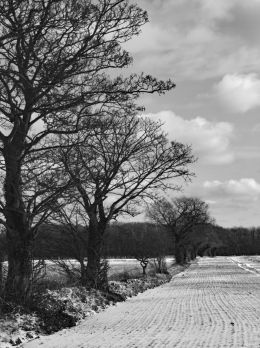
24 257 260 348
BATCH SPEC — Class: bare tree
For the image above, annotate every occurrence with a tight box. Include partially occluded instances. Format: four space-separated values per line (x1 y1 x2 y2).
0 228 6 294
55 113 195 288
147 197 212 264
0 0 175 303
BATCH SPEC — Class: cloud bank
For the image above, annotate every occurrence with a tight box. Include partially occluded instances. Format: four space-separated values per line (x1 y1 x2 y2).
203 178 260 200
215 73 260 112
200 177 260 226
146 111 234 164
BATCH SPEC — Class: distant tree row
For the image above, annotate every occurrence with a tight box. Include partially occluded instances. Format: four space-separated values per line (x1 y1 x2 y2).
30 222 172 259
214 226 260 256
1 219 260 290
31 222 260 260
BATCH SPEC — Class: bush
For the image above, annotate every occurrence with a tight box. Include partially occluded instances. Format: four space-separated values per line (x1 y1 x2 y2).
31 286 113 334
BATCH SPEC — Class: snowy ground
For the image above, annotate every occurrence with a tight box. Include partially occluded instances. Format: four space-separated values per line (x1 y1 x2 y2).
230 255 260 275
0 258 176 348
23 256 260 348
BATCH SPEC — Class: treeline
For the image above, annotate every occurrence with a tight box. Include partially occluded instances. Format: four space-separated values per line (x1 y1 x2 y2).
1 222 259 287
25 223 260 260
32 223 173 259
215 226 260 255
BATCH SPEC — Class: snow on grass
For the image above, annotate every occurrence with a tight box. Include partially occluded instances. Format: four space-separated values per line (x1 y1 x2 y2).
0 258 176 348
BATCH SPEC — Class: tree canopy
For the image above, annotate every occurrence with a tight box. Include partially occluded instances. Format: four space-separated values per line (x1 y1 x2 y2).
0 0 175 302
52 113 195 286
147 196 213 264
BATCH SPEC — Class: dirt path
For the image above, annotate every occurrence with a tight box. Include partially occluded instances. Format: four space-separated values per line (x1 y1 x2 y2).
24 257 260 348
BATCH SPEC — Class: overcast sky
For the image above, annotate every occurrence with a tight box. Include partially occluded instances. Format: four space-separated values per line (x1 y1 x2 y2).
126 0 260 227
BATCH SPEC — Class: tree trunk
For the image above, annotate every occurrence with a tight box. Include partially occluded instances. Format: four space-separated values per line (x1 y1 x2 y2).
186 248 191 262
5 238 32 303
190 247 197 260
175 243 186 265
156 257 162 273
174 233 186 265
0 256 3 294
212 247 217 257
85 215 106 289
3 144 33 304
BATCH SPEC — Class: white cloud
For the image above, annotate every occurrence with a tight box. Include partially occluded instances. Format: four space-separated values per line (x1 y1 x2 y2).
203 178 260 199
215 73 260 112
146 111 234 164
185 178 260 227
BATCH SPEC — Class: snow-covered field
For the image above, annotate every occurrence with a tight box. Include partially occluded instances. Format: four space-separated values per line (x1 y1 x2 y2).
2 258 175 281
38 257 175 284
230 255 260 274
108 257 174 278
23 256 260 348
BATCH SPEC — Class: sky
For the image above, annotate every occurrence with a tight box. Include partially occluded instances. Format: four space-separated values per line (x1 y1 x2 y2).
125 0 260 228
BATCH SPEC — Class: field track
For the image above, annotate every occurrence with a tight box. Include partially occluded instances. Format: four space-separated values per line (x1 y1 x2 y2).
24 257 260 348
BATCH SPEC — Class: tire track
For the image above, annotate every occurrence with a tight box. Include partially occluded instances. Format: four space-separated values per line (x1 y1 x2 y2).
24 257 260 348
230 256 260 275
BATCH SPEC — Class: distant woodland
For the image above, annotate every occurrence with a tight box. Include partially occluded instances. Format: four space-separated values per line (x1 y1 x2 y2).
12 222 260 260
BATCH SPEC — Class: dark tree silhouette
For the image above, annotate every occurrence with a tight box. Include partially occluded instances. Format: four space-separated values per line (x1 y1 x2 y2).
0 228 7 293
0 0 174 303
147 197 212 264
55 114 194 288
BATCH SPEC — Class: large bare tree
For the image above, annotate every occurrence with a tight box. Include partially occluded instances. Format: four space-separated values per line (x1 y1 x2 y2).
147 197 212 264
54 113 195 288
0 0 175 303
0 227 6 293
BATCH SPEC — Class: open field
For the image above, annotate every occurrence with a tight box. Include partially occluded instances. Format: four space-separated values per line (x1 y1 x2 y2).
33 258 174 287
108 258 174 279
24 256 260 348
